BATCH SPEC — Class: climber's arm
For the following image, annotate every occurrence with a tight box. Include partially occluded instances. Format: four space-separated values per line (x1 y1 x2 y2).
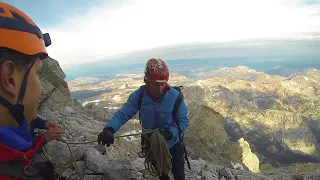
169 99 189 140
105 90 141 132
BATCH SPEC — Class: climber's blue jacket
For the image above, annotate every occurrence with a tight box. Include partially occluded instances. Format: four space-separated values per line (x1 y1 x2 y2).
105 84 189 149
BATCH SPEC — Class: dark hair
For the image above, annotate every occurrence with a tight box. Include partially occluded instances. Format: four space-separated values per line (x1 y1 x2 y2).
0 48 36 70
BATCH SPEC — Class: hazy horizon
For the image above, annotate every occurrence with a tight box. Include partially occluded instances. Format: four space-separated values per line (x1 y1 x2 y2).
64 56 320 81
63 39 320 81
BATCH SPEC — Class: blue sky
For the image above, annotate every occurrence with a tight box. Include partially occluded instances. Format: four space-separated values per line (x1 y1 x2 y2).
2 0 104 28
3 0 320 68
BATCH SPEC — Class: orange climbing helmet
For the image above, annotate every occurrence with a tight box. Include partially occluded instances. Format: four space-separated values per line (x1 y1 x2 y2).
0 2 51 59
144 58 169 83
0 2 52 126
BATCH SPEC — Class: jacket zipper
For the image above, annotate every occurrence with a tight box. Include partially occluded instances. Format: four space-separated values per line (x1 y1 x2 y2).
151 101 156 128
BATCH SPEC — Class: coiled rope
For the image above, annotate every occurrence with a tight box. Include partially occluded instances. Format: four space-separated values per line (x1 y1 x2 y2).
138 129 172 177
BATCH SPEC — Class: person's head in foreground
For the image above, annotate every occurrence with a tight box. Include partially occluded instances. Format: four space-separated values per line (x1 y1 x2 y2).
0 1 51 127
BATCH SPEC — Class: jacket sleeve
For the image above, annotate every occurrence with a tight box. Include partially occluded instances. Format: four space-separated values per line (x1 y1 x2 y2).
169 98 189 140
105 90 141 132
29 118 48 153
29 116 48 141
33 116 48 129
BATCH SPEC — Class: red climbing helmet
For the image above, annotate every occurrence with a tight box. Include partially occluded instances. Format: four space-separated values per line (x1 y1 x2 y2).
144 58 169 83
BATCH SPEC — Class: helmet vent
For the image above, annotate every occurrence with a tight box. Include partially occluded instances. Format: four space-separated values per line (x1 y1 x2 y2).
0 7 4 13
10 10 27 22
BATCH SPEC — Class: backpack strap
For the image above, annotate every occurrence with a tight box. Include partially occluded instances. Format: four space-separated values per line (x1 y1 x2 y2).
172 86 183 122
137 85 145 124
172 86 191 170
0 160 54 180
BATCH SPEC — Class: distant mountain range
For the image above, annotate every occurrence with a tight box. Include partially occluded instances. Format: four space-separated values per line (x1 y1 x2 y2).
64 56 319 81
63 39 320 81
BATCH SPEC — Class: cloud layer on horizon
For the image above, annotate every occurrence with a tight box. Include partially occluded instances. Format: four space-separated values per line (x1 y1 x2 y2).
44 0 320 68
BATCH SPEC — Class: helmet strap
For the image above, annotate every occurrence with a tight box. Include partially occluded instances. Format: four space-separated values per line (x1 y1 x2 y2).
17 59 36 104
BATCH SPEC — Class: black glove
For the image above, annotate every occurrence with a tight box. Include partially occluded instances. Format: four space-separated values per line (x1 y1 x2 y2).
98 126 115 147
158 129 173 140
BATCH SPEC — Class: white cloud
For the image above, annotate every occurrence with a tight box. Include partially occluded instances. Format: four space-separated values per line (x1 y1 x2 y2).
43 0 320 68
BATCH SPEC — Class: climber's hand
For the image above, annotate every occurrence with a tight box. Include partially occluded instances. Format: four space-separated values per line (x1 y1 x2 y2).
158 129 173 141
45 121 60 130
44 126 62 142
98 127 115 147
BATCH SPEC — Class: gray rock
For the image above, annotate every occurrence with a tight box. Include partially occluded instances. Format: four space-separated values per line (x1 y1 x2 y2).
129 171 144 180
188 158 206 174
85 148 110 173
201 170 214 180
93 109 108 122
74 161 86 177
39 86 72 112
45 140 87 169
235 175 266 180
293 174 307 180
85 168 95 175
42 57 66 86
45 141 71 167
103 170 132 180
130 158 145 171
219 168 234 180
62 168 75 179
94 145 106 155
70 174 79 180
66 106 76 114
186 146 200 160
83 175 102 180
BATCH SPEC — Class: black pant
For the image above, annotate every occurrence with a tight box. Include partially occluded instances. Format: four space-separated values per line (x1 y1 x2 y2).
158 142 185 180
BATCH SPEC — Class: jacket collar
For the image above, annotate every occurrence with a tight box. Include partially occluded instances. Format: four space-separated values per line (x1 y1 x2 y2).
0 124 32 152
145 83 170 102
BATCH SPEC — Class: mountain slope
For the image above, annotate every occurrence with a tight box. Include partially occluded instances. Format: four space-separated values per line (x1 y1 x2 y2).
183 66 320 166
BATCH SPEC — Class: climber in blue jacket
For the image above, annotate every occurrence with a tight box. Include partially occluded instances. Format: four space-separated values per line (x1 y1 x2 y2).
98 58 189 180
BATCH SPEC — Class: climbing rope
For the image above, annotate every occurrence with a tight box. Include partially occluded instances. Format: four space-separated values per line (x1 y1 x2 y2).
138 129 172 177
57 129 171 180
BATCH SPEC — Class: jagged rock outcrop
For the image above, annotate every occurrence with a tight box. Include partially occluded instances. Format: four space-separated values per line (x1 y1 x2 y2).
39 57 73 112
238 138 260 173
185 106 261 173
37 58 103 171
185 106 242 166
